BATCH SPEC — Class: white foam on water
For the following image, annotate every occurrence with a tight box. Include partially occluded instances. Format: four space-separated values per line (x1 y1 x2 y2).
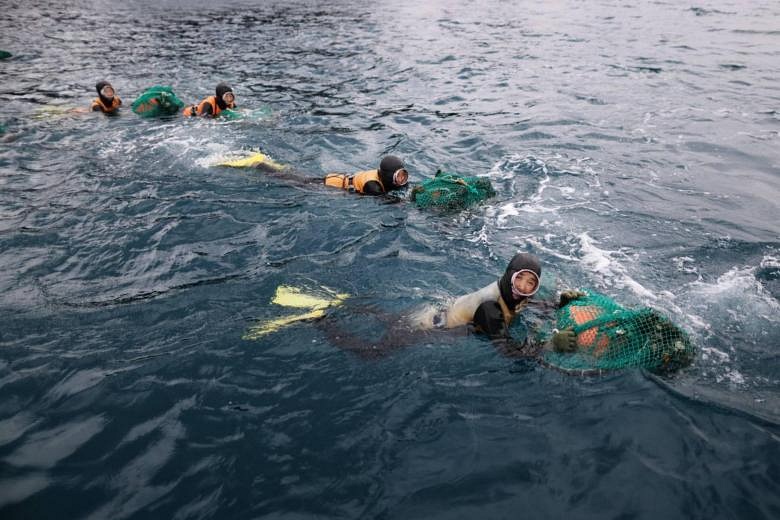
576 232 656 301
96 122 220 168
488 154 598 224
760 254 780 270
700 346 730 363
195 146 244 168
716 369 746 386
676 258 780 387
686 263 780 319
672 256 701 278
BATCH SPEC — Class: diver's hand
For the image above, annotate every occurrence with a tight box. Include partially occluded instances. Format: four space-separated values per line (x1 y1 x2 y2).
551 328 577 353
559 290 586 308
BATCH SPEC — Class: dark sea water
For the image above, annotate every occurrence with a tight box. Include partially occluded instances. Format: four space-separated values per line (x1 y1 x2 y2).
1 0 779 518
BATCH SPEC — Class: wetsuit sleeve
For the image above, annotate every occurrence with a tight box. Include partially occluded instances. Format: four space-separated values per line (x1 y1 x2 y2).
361 180 385 195
92 104 102 112
200 103 213 116
408 282 500 331
445 282 500 328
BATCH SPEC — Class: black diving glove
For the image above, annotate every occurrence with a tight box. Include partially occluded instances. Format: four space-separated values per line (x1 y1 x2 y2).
559 290 586 308
551 328 577 353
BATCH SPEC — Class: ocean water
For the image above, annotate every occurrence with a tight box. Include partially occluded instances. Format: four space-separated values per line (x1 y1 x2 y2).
1 0 778 518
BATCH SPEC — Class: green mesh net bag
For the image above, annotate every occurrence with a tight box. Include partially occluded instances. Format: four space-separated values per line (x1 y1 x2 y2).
131 86 185 117
221 106 273 121
541 291 695 374
410 170 496 211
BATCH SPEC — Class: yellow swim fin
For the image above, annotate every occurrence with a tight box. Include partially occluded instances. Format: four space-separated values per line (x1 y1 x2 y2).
242 284 349 340
273 285 349 309
32 105 79 120
242 308 327 340
215 151 286 171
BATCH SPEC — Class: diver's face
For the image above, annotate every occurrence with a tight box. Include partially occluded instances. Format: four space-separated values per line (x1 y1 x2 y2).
393 168 408 187
222 92 235 105
511 270 539 297
100 85 115 99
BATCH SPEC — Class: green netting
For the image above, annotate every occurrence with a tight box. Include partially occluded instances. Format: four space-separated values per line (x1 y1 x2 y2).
221 107 273 121
541 291 695 374
410 170 496 211
131 86 185 117
0 51 11 60
220 108 243 120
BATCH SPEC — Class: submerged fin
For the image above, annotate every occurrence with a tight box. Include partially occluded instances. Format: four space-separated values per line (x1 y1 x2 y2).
214 151 285 171
243 284 349 339
273 285 348 309
242 308 327 340
32 105 79 119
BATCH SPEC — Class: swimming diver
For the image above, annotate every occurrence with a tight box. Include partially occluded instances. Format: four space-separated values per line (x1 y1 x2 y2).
91 81 122 114
221 154 411 199
183 82 236 118
323 155 409 196
247 252 584 359
333 252 584 358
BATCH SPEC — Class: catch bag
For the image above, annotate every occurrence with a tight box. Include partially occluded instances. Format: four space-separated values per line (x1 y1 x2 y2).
542 291 695 374
131 86 185 117
410 170 496 211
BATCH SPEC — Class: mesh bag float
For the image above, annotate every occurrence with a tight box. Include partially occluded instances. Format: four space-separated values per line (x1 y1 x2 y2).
541 290 695 374
131 86 185 117
410 170 496 211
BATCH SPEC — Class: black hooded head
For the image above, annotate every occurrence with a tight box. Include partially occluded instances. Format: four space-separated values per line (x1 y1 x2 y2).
498 252 542 308
215 83 233 110
378 155 405 190
95 80 114 106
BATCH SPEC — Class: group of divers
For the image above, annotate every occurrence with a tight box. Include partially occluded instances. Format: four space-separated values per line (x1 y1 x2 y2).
82 80 695 374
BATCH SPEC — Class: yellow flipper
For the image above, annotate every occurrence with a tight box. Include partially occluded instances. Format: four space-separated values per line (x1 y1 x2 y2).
242 308 327 340
215 151 285 171
273 285 349 309
32 105 81 120
243 284 349 340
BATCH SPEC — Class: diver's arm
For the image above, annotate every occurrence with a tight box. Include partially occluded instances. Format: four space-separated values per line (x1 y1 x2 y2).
361 181 385 195
200 103 213 116
445 282 501 328
405 282 499 331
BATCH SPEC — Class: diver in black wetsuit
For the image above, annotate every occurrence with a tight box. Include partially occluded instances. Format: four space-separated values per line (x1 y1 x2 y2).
318 253 584 359
246 154 410 200
323 155 409 196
